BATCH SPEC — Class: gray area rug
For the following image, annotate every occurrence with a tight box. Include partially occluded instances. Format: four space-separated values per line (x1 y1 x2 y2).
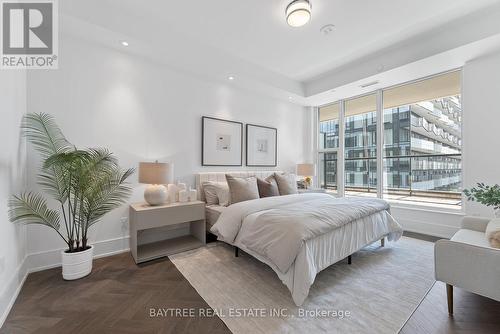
170 237 435 334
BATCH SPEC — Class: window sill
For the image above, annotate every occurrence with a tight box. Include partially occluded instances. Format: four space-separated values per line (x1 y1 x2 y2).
387 199 464 215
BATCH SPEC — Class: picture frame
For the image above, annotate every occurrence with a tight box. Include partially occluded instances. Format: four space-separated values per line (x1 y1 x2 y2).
246 123 277 167
202 116 243 166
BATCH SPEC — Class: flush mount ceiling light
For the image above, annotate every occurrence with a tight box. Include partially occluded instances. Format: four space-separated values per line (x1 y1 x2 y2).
286 0 311 27
120 41 129 47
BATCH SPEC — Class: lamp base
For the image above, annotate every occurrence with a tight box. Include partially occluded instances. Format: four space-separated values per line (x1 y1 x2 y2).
144 184 167 206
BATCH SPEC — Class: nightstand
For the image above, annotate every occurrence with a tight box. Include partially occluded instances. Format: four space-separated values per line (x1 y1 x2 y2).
129 201 206 264
298 188 327 194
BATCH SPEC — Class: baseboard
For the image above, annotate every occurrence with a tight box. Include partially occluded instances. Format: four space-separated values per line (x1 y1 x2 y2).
0 236 130 328
0 256 29 328
27 236 130 273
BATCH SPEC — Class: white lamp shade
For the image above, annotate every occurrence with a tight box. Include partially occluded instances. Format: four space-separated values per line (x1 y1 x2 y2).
286 0 311 27
138 162 172 184
296 163 315 176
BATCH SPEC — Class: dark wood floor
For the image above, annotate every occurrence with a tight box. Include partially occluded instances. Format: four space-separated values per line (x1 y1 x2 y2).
0 254 231 334
400 281 500 334
2 235 499 334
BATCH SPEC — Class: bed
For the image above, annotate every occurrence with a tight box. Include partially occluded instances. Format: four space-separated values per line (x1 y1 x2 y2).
196 172 403 306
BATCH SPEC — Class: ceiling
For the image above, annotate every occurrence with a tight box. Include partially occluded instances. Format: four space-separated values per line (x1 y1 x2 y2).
83 0 498 81
60 0 500 105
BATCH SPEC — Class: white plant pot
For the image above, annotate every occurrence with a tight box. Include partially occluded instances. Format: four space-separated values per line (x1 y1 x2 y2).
61 245 94 280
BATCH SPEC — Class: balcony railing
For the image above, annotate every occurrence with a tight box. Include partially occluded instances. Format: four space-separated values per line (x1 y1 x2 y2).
320 153 462 201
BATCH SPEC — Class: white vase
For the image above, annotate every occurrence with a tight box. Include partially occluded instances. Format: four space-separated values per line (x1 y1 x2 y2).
61 245 94 280
188 188 197 201
495 209 500 218
167 184 179 203
179 189 189 202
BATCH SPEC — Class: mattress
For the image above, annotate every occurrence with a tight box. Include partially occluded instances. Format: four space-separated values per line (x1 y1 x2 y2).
205 205 226 230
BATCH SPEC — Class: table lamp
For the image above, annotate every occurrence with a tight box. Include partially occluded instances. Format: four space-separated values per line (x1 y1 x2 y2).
296 163 316 189
139 161 172 206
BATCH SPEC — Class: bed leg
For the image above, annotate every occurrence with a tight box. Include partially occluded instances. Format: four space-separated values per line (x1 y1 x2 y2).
235 246 239 257
381 238 385 247
347 255 352 265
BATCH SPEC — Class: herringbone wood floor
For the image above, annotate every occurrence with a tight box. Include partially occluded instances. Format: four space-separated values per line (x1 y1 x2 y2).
0 253 231 334
2 238 499 334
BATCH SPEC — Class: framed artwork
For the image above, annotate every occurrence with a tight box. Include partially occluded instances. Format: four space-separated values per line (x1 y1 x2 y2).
202 116 243 166
246 124 277 167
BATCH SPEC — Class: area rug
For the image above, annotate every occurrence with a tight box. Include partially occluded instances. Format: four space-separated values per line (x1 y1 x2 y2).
169 237 435 334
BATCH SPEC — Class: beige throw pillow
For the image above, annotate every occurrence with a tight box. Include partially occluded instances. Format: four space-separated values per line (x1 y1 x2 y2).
274 173 298 195
257 176 280 198
202 182 230 206
225 175 259 204
485 218 500 248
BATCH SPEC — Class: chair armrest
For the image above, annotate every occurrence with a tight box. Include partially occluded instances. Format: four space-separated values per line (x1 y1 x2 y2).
435 239 500 302
461 216 491 232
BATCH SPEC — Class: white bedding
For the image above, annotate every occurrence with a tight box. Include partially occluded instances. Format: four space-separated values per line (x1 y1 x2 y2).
205 205 225 229
211 194 403 306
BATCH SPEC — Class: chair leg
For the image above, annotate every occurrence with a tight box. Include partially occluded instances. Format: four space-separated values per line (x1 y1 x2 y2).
381 238 385 247
446 284 453 315
235 246 239 257
347 255 352 265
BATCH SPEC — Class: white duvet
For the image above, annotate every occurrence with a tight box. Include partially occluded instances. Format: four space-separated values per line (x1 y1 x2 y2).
211 193 403 305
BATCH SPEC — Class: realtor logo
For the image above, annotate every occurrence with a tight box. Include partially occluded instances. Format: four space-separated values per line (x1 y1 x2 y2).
1 0 58 69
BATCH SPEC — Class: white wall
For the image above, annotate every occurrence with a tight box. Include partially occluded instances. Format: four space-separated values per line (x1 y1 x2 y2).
0 71 28 324
462 51 500 217
25 37 307 265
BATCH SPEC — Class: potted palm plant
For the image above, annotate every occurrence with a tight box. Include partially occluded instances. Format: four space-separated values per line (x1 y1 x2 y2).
9 113 134 280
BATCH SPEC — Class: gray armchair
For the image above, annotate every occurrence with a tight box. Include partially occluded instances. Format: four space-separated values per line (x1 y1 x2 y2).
435 216 500 314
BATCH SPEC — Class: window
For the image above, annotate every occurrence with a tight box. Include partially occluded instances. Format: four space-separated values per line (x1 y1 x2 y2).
317 70 462 207
318 102 340 194
344 93 377 197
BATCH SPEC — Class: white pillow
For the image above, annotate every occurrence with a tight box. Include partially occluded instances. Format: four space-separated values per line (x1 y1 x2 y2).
202 182 230 206
485 218 500 249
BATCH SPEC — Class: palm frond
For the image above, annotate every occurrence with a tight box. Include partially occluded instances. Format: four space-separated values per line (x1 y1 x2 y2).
22 113 71 159
23 113 73 203
37 169 69 202
9 192 61 231
84 167 134 226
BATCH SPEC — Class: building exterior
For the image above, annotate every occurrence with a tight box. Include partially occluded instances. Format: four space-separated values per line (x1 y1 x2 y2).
319 95 462 201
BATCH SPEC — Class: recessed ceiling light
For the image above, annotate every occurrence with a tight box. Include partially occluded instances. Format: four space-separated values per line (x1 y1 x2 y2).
288 96 293 100
286 0 311 27
120 41 129 47
228 76 235 81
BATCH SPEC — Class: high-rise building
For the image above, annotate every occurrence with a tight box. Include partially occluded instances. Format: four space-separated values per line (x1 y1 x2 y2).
318 72 462 204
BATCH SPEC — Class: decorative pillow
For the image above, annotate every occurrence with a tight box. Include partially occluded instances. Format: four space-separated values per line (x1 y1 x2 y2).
485 218 500 248
257 176 280 198
274 172 298 195
202 182 230 206
225 175 259 204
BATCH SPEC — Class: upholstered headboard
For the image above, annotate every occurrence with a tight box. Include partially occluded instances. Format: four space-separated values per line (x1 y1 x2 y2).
196 171 284 202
